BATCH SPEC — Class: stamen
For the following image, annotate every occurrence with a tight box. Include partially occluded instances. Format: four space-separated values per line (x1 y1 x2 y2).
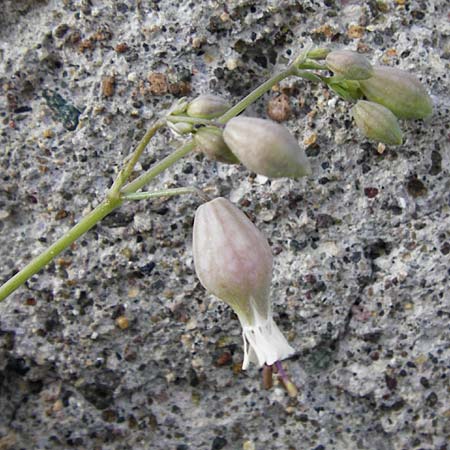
262 364 273 390
275 360 298 398
275 360 288 379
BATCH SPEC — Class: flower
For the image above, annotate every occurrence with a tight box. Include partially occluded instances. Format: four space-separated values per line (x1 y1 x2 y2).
359 66 433 119
222 117 311 178
325 50 373 80
352 100 403 145
193 126 239 164
187 94 230 119
192 197 295 369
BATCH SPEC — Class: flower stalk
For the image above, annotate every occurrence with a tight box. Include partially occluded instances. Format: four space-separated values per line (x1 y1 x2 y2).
0 198 120 301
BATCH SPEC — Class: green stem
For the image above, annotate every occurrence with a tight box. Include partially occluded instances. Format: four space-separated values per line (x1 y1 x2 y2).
121 140 196 195
294 69 326 84
0 46 327 302
215 52 325 124
217 66 296 124
0 198 121 302
291 45 312 67
166 115 217 126
108 120 164 197
297 60 328 71
0 136 195 301
0 140 195 302
306 48 330 60
122 186 201 201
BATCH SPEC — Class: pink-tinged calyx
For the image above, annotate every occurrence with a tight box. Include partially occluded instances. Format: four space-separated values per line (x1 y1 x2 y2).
193 197 295 369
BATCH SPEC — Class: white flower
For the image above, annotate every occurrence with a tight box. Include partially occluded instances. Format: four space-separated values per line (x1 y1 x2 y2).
192 197 295 369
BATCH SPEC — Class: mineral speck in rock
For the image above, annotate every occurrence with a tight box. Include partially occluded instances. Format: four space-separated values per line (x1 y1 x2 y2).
429 149 442 175
364 187 379 198
115 42 129 53
406 176 427 198
101 75 116 97
43 89 81 131
440 242 450 255
148 73 169 95
115 315 130 330
211 436 228 450
54 23 69 39
315 213 337 229
267 93 291 122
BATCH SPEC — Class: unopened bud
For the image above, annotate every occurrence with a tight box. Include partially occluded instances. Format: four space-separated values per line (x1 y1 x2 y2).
223 117 311 179
352 100 403 145
329 79 363 101
167 121 193 135
193 197 295 369
169 97 189 115
307 47 330 60
359 66 433 119
194 126 239 164
187 94 230 119
326 50 373 80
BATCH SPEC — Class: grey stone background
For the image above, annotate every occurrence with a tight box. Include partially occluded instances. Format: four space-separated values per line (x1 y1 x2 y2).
0 0 449 449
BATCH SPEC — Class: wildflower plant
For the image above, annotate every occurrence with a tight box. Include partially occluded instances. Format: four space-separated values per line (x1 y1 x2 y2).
0 45 433 393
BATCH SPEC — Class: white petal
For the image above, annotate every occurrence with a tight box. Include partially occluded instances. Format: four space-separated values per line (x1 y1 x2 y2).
239 301 295 370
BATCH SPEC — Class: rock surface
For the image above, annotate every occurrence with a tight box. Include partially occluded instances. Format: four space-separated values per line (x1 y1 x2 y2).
0 1 449 449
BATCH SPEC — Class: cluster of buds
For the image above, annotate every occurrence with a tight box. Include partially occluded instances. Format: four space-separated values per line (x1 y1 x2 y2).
324 50 433 145
0 44 435 397
181 96 307 386
178 48 433 387
193 197 295 372
181 94 312 179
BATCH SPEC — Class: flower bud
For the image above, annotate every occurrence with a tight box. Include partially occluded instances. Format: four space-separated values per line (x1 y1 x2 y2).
326 50 373 80
187 94 230 119
167 121 193 135
193 197 295 369
352 100 403 145
329 79 363 101
168 97 189 115
223 117 311 179
359 66 433 119
194 127 239 164
307 47 330 60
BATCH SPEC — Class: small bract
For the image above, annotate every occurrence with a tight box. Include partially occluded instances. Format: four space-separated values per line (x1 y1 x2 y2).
187 94 230 119
326 50 373 80
223 117 311 178
359 67 433 119
352 100 403 146
193 197 295 369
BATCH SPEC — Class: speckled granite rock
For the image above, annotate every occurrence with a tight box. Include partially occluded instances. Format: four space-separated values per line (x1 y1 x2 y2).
0 1 449 449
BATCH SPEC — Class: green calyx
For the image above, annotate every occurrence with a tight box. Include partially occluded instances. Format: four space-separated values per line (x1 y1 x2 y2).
194 126 239 164
359 67 433 120
329 79 363 101
352 100 403 146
